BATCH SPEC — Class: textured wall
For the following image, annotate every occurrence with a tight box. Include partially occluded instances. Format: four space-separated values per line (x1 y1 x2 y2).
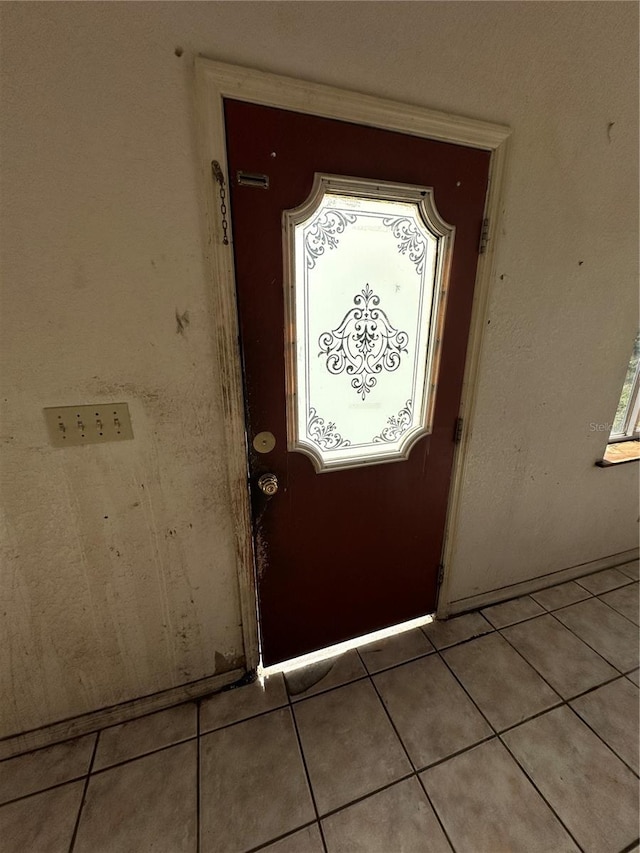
0 1 637 737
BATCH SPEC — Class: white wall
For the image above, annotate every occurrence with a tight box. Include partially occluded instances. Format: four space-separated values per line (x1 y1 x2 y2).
1 1 637 738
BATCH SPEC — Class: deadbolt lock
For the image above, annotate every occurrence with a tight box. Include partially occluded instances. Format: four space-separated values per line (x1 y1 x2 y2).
257 473 278 496
253 431 276 454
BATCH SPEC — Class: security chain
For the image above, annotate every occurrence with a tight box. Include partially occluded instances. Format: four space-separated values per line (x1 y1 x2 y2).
211 160 229 245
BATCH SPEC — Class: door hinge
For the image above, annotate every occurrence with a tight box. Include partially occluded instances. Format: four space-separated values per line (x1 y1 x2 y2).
454 416 464 444
437 564 445 587
478 217 490 254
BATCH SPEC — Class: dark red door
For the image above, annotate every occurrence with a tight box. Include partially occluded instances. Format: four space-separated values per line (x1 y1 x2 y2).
225 100 490 665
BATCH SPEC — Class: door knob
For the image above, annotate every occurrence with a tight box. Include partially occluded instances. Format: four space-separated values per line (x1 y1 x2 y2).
257 473 278 496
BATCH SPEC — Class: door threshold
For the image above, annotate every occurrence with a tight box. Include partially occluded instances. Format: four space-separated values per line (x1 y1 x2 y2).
259 613 435 679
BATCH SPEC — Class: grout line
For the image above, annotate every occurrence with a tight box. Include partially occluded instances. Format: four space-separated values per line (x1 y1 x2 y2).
0 730 206 810
81 735 198 780
440 621 639 783
354 648 438 679
317 770 416 820
67 730 100 853
200 702 291 736
564 703 640 780
495 626 571 700
618 839 640 853
196 700 201 853
242 820 322 853
434 641 584 851
439 637 571 738
574 575 636 595
286 672 371 705
546 607 634 675
434 649 498 735
496 732 585 852
0 774 93 810
286 691 328 853
495 622 640 739
0 674 238 756
595 588 640 628
414 774 459 853
358 648 421 771
496 605 627 681
283 650 490 846
363 648 458 852
414 732 498 775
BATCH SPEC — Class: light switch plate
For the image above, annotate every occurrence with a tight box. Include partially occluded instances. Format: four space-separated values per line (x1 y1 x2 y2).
44 403 134 447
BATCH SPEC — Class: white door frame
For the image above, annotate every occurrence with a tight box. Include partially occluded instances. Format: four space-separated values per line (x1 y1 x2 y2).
194 57 511 670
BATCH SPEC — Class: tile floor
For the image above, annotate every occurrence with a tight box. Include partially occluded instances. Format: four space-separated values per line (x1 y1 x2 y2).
1 563 638 853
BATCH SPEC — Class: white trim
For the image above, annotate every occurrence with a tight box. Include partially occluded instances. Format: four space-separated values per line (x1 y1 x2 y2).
446 549 639 615
0 668 243 760
194 58 511 661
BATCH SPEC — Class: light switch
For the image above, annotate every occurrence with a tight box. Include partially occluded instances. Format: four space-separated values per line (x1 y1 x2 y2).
44 403 134 447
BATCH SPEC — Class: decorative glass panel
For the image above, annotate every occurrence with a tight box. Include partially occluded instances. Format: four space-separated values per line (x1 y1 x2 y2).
283 174 454 472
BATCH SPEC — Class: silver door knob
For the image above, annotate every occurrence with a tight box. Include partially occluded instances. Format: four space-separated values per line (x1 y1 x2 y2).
257 473 278 495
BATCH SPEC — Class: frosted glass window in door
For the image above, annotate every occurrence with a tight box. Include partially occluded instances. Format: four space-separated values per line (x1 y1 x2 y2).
283 174 455 472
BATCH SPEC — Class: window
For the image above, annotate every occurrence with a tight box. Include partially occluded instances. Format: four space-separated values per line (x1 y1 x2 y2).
283 174 454 472
599 331 640 465
610 330 640 442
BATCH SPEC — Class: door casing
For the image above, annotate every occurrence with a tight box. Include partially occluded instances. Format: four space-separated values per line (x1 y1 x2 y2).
194 57 511 670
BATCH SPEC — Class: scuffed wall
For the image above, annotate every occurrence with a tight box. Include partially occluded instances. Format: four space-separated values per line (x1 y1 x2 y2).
0 1 637 737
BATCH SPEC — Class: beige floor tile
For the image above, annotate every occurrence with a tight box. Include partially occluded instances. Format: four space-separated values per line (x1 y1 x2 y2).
502 614 617 698
627 668 640 687
481 595 545 628
74 741 196 852
0 734 95 804
259 824 324 853
200 707 314 852
322 777 452 853
200 673 287 732
421 739 579 853
373 655 491 768
421 612 492 650
357 627 434 674
293 678 410 815
554 597 639 672
599 582 639 625
0 781 84 853
503 706 639 853
530 581 591 611
285 650 366 700
443 632 560 731
93 702 196 771
570 677 639 773
618 561 640 581
576 567 633 595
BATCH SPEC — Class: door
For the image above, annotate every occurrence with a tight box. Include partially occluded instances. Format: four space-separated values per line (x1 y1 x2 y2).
224 99 490 666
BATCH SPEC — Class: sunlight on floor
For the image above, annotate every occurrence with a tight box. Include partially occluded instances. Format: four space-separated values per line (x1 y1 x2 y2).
259 612 435 681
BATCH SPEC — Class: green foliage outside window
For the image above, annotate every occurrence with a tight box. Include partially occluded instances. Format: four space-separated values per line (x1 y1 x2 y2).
612 330 640 436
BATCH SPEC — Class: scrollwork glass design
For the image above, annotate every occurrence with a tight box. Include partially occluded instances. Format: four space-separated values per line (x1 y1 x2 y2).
373 400 413 443
305 210 357 269
283 175 454 472
319 285 409 400
307 408 351 450
383 217 427 275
